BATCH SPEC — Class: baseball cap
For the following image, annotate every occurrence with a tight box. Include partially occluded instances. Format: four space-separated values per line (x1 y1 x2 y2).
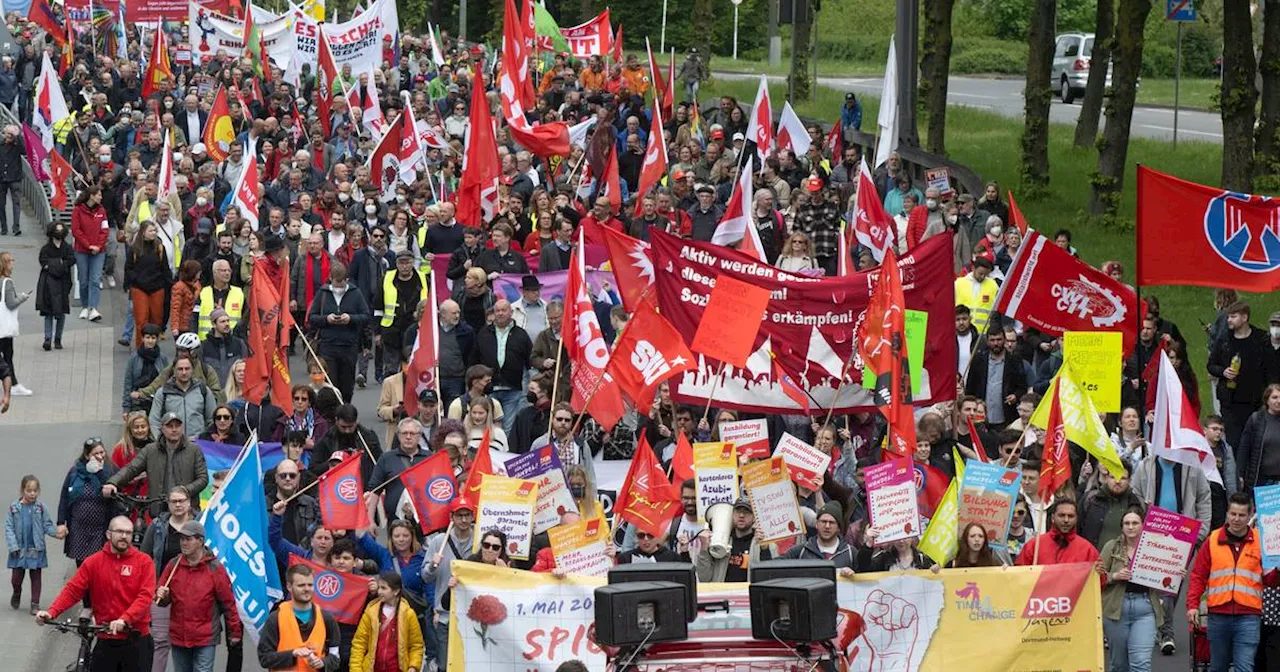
805 177 824 192
695 183 714 194
177 521 206 538
449 497 475 514
672 169 687 181
161 412 184 425
418 389 439 404
845 92 856 101
732 497 752 511
732 132 745 142
1270 311 1280 325
396 249 416 261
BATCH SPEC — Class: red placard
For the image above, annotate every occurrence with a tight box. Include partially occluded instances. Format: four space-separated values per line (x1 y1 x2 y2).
690 275 771 368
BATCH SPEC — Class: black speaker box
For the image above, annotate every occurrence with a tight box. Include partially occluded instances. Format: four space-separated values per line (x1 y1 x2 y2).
607 562 698 620
594 581 690 647
749 577 838 642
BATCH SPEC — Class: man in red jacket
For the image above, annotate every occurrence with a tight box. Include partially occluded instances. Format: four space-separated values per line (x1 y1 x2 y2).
154 521 242 671
1014 499 1100 566
36 515 155 672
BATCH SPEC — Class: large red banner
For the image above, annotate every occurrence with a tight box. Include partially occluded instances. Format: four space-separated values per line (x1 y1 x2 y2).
650 231 957 415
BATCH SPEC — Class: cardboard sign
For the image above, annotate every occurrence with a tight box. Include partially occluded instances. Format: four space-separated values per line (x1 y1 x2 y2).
1129 506 1202 594
958 461 1022 550
503 446 579 534
1258 485 1280 570
690 275 772 368
718 418 771 460
547 516 613 577
474 474 540 560
1063 331 1123 413
773 432 832 490
693 441 739 520
925 167 952 197
741 457 805 543
864 458 921 544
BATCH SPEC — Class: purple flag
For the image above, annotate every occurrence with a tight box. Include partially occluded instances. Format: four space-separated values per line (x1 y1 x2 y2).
22 124 48 181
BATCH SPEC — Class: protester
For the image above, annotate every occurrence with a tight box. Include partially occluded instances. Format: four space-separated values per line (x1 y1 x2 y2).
153 520 242 672
349 572 425 672
256 564 342 671
949 522 1003 568
307 261 371 403
1078 465 1145 550
695 498 770 582
105 414 208 517
421 498 477 670
35 222 75 351
1238 383 1280 494
70 186 109 323
1209 303 1278 452
1098 508 1162 672
57 439 117 579
1015 500 1100 566
139 486 196 672
782 502 856 573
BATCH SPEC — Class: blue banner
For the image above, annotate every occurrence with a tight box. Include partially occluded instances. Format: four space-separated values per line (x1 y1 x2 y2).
196 439 287 507
958 460 1023 551
1256 484 1280 571
201 440 284 640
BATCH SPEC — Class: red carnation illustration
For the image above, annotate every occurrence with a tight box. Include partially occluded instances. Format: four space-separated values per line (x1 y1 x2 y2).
556 505 567 516
1162 576 1173 588
467 594 508 650
509 541 519 554
787 521 797 532
904 521 913 534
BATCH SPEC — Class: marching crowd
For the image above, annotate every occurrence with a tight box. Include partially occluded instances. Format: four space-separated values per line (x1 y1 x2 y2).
0 6 1275 672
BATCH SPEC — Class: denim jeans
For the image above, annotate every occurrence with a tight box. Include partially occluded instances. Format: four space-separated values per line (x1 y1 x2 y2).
74 251 104 310
150 603 171 672
120 294 134 342
171 644 217 672
490 388 524 436
435 618 450 670
1103 592 1156 672
1207 612 1260 672
43 315 65 342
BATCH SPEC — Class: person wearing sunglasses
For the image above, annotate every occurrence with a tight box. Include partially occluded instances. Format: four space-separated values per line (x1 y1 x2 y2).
616 527 690 565
421 497 476 671
530 401 592 473
198 404 244 445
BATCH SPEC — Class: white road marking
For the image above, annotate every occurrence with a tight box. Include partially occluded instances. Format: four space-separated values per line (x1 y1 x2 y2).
1140 124 1222 138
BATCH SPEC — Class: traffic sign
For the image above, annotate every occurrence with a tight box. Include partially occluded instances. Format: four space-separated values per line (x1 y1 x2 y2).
1166 0 1197 21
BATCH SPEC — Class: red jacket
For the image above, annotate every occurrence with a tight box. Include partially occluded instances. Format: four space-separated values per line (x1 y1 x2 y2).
530 546 557 573
1014 530 1099 566
48 543 155 637
71 202 110 253
905 205 931 250
160 552 243 647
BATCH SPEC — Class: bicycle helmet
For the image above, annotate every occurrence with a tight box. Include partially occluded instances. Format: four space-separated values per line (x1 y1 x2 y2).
176 332 201 350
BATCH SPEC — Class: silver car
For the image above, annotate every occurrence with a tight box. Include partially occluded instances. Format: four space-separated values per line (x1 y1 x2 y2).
1052 32 1112 104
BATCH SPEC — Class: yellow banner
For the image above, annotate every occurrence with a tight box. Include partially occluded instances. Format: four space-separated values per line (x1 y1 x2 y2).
919 447 966 565
474 474 539 560
1031 360 1126 479
1063 331 1123 412
448 561 1103 671
301 0 325 21
692 441 738 519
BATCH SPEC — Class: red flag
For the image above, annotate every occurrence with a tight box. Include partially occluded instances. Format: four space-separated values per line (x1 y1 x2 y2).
27 0 64 48
913 460 950 518
366 113 402 198
993 230 1142 355
287 555 367 625
1006 190 1028 235
398 451 457 534
560 9 612 57
202 87 234 162
745 75 773 161
605 297 696 414
595 223 653 313
142 26 173 100
315 34 337 138
774 101 810 156
770 351 810 412
856 250 917 456
823 123 842 159
631 101 668 217
315 452 371 530
646 38 672 121
614 436 679 537
1138 165 1280 291
499 0 570 157
397 96 425 184
457 63 500 227
852 157 895 261
229 149 261 230
49 150 72 210
710 162 759 260
403 291 439 419
597 144 622 215
1039 381 1071 504
671 431 694 484
564 229 627 430
462 428 493 497
244 261 285 406
966 415 991 463
611 23 624 63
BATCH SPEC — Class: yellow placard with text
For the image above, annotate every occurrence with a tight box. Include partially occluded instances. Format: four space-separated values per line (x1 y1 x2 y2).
547 515 612 577
692 441 738 519
1063 331 1122 412
741 457 805 543
474 474 539 560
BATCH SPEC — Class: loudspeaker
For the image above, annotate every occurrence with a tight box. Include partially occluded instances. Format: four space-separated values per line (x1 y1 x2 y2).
750 578 838 642
607 563 698 620
705 502 734 559
594 581 690 647
750 558 837 586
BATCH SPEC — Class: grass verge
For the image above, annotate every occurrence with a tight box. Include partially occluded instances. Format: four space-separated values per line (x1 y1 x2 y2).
1135 77 1219 111
701 78 1271 412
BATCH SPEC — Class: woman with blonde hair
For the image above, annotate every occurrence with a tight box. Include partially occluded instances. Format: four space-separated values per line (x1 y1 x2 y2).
565 464 599 519
110 412 153 527
453 266 495 335
221 359 247 414
463 395 508 452
775 232 818 273
0 250 31 395
124 220 172 347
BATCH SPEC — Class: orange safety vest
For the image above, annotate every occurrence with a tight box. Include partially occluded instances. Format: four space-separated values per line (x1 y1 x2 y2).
276 602 327 672
1205 528 1263 611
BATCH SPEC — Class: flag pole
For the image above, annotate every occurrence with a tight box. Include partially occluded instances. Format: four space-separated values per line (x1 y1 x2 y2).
281 473 323 504
567 287 655 436
699 361 728 426
294 324 381 466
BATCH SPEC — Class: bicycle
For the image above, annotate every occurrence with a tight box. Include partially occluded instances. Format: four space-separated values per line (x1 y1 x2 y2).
44 615 114 672
112 494 168 546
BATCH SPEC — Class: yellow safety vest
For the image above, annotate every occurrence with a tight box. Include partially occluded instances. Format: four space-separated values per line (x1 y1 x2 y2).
197 285 245 339
380 269 429 328
413 227 437 273
954 274 999 332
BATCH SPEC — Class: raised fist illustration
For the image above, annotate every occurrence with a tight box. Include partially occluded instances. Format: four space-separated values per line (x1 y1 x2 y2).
862 589 919 672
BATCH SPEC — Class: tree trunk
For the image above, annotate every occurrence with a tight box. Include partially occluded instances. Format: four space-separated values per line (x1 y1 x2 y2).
1019 0 1056 192
789 0 813 101
1087 0 1152 217
1256 0 1280 180
580 0 594 23
1221 0 1258 191
693 0 715 64
919 0 955 156
1073 0 1115 148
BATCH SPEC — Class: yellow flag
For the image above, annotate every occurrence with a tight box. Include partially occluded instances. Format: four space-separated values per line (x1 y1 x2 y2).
919 447 966 566
1030 360 1126 479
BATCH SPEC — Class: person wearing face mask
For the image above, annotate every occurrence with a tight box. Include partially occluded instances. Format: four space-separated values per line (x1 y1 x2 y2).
509 375 554 454
0 124 24 236
56 439 118 575
906 186 947 249
184 188 217 235
37 223 76 350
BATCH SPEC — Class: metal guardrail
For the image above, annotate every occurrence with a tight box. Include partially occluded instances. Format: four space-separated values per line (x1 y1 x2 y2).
0 101 56 232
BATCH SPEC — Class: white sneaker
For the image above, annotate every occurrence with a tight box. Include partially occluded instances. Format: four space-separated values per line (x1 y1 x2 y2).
78 308 88 319
107 276 116 288
97 280 103 290
10 384 31 396
88 308 102 322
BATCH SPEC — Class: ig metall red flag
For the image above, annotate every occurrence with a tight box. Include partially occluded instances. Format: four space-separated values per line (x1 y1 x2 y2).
398 451 457 534
287 555 367 625
316 452 371 530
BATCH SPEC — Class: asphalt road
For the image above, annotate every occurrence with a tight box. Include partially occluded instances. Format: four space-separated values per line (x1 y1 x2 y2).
717 72 1224 144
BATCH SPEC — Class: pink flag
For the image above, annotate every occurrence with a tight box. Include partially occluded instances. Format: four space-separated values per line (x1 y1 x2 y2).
22 124 48 181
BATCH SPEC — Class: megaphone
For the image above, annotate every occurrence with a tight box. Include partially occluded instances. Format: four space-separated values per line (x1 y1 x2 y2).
705 502 734 560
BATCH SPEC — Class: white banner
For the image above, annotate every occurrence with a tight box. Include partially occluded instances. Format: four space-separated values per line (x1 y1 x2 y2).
293 0 400 77
189 1 296 67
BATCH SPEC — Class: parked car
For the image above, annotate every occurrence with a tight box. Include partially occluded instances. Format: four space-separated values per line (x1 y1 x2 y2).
1052 32 1112 104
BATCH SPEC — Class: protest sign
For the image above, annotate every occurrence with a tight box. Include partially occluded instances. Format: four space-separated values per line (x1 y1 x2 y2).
189 2 296 68
861 308 928 397
865 458 920 544
450 562 1103 672
773 432 831 490
717 418 771 460
690 275 772 368
959 461 1022 550
503 446 578 534
1258 485 1280 570
1128 506 1202 594
651 230 956 415
925 167 952 197
693 442 738 519
475 474 540 560
547 516 612 577
741 457 804 543
1063 331 1123 412
919 449 967 565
